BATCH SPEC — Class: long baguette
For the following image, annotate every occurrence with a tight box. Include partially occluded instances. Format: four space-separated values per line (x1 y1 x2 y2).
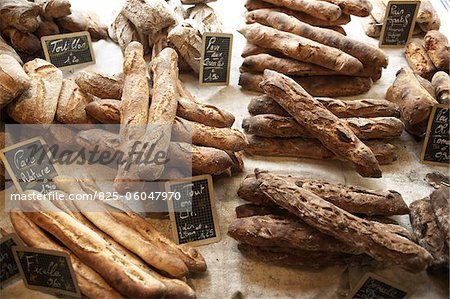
246 9 387 67
259 0 342 21
10 211 122 299
228 214 361 253
85 99 122 124
237 174 409 216
255 171 433 272
243 114 404 140
239 23 363 74
235 203 287 218
261 70 381 177
74 71 124 100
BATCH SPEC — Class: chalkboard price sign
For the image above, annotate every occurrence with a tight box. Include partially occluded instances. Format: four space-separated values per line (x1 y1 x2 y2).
379 0 420 47
200 32 233 86
350 273 409 299
0 233 24 287
12 247 81 298
421 104 450 166
1 137 58 194
41 31 95 69
167 175 221 246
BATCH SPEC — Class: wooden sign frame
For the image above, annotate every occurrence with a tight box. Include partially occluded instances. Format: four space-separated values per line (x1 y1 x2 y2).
379 0 420 48
349 272 410 299
421 104 450 166
41 31 95 70
166 174 221 247
0 137 59 193
0 233 24 287
199 32 233 86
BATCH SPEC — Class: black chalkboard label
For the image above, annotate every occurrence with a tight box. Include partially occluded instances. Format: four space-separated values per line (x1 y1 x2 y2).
167 175 221 246
41 31 95 69
421 104 450 166
350 273 409 299
0 137 58 194
200 32 233 86
379 0 420 47
0 233 24 287
12 247 81 298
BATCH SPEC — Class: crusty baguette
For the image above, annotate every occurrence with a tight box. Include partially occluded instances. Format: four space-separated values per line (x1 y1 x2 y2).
245 135 397 165
246 9 387 67
243 114 404 140
109 13 150 54
122 0 176 34
432 71 450 105
167 21 202 74
8 59 62 124
10 211 123 299
237 243 376 268
387 67 438 136
424 30 450 71
258 0 342 21
245 0 351 26
238 174 409 216
55 10 108 40
0 54 30 108
74 71 124 100
239 23 363 74
36 0 71 18
404 41 436 80
235 203 287 218
429 187 450 248
228 214 361 253
409 198 449 271
260 70 381 177
2 27 41 55
255 171 433 272
85 99 122 124
319 0 372 17
56 79 96 124
0 0 40 32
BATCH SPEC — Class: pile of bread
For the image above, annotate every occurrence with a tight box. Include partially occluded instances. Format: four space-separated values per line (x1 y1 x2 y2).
109 0 221 74
239 0 389 97
387 68 449 136
243 69 403 178
405 30 450 80
364 0 440 38
228 170 446 273
7 173 205 298
0 0 107 62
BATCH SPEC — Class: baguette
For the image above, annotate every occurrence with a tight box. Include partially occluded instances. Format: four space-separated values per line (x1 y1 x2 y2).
432 71 450 105
74 71 124 100
167 21 202 74
239 23 363 74
404 41 436 80
319 0 372 17
424 30 450 71
8 59 62 124
245 135 397 165
109 13 149 54
258 0 342 21
235 203 287 218
260 70 381 177
0 54 30 108
228 214 361 253
238 174 408 216
245 0 351 26
243 114 404 140
246 10 387 67
2 27 41 55
255 171 433 272
36 0 71 19
0 0 40 32
56 79 96 124
429 187 450 248
85 99 122 124
409 198 449 271
122 0 176 34
55 10 108 40
10 211 122 299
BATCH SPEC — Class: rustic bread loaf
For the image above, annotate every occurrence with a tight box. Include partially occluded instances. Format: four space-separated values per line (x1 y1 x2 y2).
0 54 30 108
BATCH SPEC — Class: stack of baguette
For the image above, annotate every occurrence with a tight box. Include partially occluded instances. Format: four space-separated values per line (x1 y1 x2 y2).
409 187 449 272
109 0 222 74
239 0 389 97
386 67 449 136
228 170 433 272
10 174 206 298
0 0 107 63
364 0 440 38
405 31 450 80
244 69 404 178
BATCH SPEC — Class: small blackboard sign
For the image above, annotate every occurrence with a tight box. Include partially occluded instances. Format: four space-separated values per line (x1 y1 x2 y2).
379 0 420 47
12 247 81 298
421 104 450 166
0 137 58 194
350 273 409 299
0 233 24 287
199 32 233 86
166 175 221 246
41 31 95 70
